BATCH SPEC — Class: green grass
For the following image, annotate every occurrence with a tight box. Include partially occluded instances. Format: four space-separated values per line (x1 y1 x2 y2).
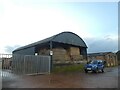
52 64 85 73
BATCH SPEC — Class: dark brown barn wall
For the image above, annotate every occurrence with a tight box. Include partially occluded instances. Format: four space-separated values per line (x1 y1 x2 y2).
2 58 12 69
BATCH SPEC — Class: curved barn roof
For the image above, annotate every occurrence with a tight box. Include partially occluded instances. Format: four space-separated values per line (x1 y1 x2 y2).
13 31 87 52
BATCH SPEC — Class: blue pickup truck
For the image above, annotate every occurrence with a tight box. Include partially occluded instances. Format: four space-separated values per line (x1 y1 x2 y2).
84 60 106 73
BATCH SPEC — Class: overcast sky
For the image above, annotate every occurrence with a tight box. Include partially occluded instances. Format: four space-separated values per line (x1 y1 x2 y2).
0 0 118 54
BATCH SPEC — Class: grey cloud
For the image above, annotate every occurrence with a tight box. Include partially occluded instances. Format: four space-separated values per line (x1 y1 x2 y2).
4 36 118 54
4 45 21 54
84 36 118 53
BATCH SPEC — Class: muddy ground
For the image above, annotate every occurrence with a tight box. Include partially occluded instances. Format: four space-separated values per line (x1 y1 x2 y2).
2 66 119 88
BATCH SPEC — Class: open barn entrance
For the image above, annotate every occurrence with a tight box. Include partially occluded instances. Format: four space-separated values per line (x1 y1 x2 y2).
35 42 87 67
52 42 84 65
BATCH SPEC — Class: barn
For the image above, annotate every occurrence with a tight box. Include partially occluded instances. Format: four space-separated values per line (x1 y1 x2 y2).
13 31 87 65
87 52 118 67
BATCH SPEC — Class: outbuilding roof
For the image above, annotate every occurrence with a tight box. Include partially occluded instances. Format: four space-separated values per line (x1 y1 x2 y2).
87 52 113 57
13 31 87 52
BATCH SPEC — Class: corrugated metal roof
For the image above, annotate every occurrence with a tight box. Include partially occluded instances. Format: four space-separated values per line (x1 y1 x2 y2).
13 31 87 52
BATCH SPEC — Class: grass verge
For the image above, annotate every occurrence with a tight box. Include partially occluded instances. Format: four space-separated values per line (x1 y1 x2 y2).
52 64 85 73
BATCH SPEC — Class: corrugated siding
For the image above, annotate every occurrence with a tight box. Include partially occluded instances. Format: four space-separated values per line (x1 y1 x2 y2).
12 55 50 75
13 47 35 55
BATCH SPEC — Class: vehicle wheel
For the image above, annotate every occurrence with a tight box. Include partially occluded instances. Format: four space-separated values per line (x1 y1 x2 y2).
101 69 104 73
93 70 97 73
85 70 88 73
93 68 98 73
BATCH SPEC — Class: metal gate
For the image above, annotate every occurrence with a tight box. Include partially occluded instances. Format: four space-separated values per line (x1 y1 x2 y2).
12 54 51 75
0 54 51 75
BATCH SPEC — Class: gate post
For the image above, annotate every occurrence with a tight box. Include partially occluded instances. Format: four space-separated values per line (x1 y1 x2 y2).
50 41 53 72
23 55 25 74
